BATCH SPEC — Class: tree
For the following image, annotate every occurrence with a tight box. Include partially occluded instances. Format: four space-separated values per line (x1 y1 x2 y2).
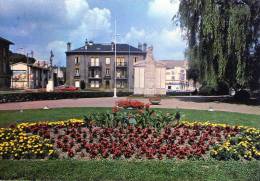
175 0 260 91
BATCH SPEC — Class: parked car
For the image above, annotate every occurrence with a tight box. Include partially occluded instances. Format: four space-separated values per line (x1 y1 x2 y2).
55 85 79 92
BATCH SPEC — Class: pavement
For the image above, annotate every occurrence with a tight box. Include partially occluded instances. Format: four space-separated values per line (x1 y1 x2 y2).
0 97 260 115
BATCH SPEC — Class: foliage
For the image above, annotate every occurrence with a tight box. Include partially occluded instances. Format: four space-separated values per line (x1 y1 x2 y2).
0 91 133 103
2 117 260 161
175 0 260 91
80 80 86 90
233 89 250 102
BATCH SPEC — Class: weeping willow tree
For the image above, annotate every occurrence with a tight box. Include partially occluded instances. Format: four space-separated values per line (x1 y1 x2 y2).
175 0 260 90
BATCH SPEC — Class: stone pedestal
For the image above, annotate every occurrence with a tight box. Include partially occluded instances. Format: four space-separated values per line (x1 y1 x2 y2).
46 80 54 92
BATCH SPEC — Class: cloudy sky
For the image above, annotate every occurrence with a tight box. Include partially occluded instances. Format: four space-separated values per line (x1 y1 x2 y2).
0 0 187 66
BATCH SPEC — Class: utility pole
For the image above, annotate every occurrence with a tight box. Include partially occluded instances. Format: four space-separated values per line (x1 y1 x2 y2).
113 19 117 98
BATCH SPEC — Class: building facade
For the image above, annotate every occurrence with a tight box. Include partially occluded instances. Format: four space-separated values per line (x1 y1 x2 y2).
134 47 166 96
66 40 146 91
11 60 49 89
0 37 13 89
160 60 195 92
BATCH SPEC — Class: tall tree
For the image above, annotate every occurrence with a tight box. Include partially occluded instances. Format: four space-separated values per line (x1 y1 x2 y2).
175 0 260 90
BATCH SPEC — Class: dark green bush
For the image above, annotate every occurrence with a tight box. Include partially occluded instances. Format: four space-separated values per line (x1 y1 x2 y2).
199 85 216 96
234 89 250 102
0 91 133 103
216 81 229 95
80 80 86 90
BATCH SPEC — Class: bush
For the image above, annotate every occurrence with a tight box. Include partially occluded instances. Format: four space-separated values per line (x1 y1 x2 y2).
216 81 229 95
199 85 216 96
0 91 133 103
233 90 250 102
80 80 86 90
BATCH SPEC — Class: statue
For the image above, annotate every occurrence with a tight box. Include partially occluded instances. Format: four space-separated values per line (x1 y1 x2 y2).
46 50 54 92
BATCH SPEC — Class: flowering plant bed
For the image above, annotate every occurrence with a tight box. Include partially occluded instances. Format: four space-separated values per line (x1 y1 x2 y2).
1 112 259 161
116 99 149 110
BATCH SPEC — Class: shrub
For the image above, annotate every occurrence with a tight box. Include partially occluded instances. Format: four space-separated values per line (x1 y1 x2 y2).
216 81 229 95
233 89 250 102
80 80 86 90
0 92 133 103
199 85 216 96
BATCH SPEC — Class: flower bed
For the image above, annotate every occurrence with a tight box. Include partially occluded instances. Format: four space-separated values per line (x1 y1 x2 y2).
0 114 259 161
116 99 149 110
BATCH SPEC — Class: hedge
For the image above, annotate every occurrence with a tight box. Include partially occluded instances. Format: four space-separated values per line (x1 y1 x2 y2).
0 91 133 103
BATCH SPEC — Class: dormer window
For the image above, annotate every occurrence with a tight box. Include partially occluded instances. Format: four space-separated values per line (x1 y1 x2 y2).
75 57 80 65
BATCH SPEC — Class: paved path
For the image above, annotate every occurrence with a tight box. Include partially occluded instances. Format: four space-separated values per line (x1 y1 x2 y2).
0 97 259 115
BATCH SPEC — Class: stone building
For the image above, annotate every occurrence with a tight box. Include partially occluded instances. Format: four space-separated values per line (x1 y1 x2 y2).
160 60 195 92
10 60 49 89
134 47 166 96
0 37 13 89
66 40 146 91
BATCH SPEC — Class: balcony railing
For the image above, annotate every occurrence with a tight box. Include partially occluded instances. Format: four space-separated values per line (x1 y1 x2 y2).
116 76 128 80
88 74 102 79
74 74 80 79
104 74 111 79
116 62 127 67
88 62 101 68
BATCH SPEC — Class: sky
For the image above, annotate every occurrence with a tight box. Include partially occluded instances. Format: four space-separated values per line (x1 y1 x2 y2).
0 0 187 66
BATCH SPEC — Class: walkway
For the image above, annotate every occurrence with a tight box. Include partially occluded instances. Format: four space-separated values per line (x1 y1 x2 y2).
0 97 259 115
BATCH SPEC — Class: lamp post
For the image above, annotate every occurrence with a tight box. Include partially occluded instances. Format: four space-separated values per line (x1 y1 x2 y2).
113 19 120 98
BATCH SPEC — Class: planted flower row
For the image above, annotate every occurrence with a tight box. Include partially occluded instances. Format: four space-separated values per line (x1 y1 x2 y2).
0 117 259 161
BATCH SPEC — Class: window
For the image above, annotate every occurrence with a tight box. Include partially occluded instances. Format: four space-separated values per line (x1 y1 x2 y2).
74 57 79 64
116 57 126 66
75 81 80 88
75 68 80 76
166 72 170 75
90 81 100 88
106 68 110 75
134 57 138 63
168 86 171 89
171 76 175 80
117 81 125 88
105 57 110 65
90 57 99 66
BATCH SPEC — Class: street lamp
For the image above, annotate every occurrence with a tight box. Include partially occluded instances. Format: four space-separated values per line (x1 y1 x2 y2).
113 19 120 98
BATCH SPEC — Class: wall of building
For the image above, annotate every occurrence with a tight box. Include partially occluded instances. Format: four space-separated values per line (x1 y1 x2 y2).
0 44 11 89
66 53 144 91
165 67 193 91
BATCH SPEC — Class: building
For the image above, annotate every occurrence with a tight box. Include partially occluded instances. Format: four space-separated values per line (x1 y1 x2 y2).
66 40 146 91
0 37 13 89
134 47 166 96
11 60 49 89
160 60 195 92
53 66 66 86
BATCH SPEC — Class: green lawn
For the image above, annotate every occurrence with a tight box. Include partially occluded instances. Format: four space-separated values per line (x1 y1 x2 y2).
0 107 259 181
0 107 259 128
0 160 259 181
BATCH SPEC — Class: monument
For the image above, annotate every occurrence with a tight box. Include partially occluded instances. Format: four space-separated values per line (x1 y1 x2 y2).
46 50 54 92
133 46 166 96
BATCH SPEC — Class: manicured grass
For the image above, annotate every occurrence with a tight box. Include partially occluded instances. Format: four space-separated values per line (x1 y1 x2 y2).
0 160 259 181
0 107 259 128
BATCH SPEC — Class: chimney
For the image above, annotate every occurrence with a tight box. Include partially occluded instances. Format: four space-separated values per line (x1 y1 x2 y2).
111 42 115 51
67 42 71 51
138 42 142 50
85 38 88 50
142 43 147 52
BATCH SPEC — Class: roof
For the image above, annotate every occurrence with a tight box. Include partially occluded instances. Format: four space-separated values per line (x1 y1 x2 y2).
9 53 36 65
0 36 14 45
159 60 188 69
67 42 146 55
